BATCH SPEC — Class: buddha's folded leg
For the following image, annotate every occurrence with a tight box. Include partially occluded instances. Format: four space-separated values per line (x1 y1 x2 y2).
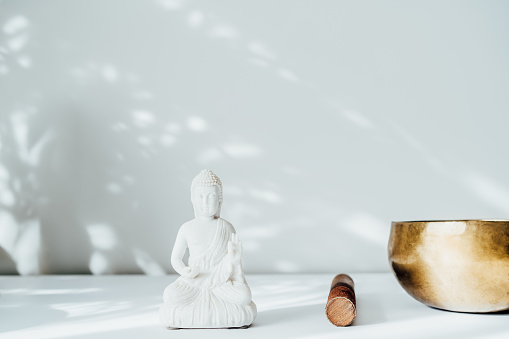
213 280 253 305
163 278 199 304
207 289 257 328
160 278 203 328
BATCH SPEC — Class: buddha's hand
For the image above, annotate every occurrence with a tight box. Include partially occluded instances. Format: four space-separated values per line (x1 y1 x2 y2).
227 233 243 265
181 266 200 279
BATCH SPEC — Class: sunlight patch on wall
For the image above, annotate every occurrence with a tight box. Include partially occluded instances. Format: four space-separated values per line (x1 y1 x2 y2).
277 68 300 83
342 213 387 247
341 110 376 130
249 188 281 204
132 248 165 276
209 23 240 39
3 16 29 35
122 175 135 185
222 143 262 158
188 10 204 28
156 0 185 11
187 116 207 132
462 172 509 214
86 224 117 250
13 219 41 275
7 34 29 52
89 252 110 275
11 111 28 154
391 122 446 174
17 55 32 68
9 110 53 166
101 65 118 83
159 134 176 147
0 187 15 206
0 164 15 206
248 41 276 60
106 182 122 194
132 110 155 128
111 122 129 132
30 130 52 167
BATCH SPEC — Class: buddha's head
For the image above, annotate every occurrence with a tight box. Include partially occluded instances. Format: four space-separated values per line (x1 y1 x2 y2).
191 169 223 219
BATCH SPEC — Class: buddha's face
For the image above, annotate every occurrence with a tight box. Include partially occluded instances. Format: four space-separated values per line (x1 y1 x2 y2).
192 185 220 218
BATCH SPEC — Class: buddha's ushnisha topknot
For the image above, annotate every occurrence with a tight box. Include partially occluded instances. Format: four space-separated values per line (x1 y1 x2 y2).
191 169 223 201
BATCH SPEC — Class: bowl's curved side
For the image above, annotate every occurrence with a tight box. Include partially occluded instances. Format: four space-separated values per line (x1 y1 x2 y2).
388 222 433 307
388 220 509 313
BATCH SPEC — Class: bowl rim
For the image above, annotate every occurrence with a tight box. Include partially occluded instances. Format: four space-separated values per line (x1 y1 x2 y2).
392 219 509 224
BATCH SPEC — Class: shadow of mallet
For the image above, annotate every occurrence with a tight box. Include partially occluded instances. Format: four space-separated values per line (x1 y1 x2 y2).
325 274 356 327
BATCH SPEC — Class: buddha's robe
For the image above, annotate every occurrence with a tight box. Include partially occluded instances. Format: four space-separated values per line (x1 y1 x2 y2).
159 218 257 328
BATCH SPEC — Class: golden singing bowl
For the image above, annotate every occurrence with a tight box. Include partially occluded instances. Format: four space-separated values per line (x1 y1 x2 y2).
388 220 509 313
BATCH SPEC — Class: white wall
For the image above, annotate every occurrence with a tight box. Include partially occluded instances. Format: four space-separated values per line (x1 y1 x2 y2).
1 0 508 275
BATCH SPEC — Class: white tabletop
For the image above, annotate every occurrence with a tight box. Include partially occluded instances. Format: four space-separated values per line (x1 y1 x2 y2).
1 273 508 339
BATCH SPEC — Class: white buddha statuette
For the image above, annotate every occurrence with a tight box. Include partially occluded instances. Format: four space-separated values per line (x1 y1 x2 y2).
159 169 257 329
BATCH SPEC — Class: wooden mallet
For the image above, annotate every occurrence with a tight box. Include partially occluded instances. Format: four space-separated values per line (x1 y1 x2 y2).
325 274 356 326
